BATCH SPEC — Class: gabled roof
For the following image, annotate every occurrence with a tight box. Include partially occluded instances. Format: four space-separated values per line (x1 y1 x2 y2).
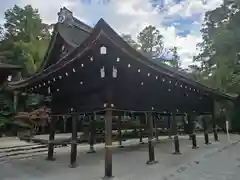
8 15 234 101
38 7 91 72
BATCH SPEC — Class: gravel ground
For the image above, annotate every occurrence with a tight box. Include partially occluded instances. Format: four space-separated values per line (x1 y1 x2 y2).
0 133 239 180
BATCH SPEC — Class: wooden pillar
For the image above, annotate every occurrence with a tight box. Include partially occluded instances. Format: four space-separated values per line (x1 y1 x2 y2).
189 114 199 149
63 116 67 133
187 114 192 140
117 115 123 148
46 116 56 161
69 115 78 168
172 114 181 155
146 113 158 165
139 115 144 144
167 115 172 139
212 108 219 141
87 114 96 153
13 91 18 112
202 117 211 145
104 109 113 178
154 115 159 141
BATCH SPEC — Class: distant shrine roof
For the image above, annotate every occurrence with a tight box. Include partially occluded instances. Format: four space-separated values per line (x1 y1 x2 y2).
0 62 21 84
38 7 92 72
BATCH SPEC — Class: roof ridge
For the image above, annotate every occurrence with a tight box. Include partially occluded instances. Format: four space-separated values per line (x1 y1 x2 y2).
58 7 92 33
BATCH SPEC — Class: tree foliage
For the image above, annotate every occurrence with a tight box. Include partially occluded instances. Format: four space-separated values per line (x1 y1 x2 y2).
137 25 167 59
169 46 180 68
121 34 140 50
192 0 240 95
121 27 180 68
0 5 50 77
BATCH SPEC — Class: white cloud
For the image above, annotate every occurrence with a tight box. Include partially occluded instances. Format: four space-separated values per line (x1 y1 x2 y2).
0 0 223 68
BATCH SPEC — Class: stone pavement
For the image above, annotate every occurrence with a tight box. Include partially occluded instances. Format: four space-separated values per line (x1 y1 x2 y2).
0 133 239 180
170 135 240 180
0 137 30 149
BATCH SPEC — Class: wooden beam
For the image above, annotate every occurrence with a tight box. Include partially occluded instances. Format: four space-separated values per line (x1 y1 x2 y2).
69 115 78 168
104 109 113 178
146 113 158 165
190 114 199 149
212 102 219 141
202 117 211 145
172 115 181 155
154 115 159 141
139 115 144 144
87 114 96 153
46 116 56 161
167 115 172 139
117 115 124 148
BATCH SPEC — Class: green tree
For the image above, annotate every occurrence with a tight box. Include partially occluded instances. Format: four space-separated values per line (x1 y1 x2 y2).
0 5 50 77
193 0 240 94
0 26 4 40
137 25 167 59
169 46 180 68
121 34 140 50
191 0 240 131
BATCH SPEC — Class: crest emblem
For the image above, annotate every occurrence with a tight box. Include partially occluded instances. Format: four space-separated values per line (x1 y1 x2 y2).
57 7 73 26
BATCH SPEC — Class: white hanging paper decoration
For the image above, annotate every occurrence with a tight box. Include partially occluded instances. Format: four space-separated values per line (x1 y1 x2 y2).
156 76 158 79
100 66 105 78
53 78 56 82
141 82 144 86
72 68 76 72
112 66 117 78
48 87 51 94
116 57 120 62
128 64 131 68
100 46 107 54
111 104 114 107
61 45 65 52
57 89 60 92
148 73 151 76
80 81 83 85
138 69 141 73
90 56 94 61
7 75 12 82
59 75 62 79
81 64 84 67
65 72 68 76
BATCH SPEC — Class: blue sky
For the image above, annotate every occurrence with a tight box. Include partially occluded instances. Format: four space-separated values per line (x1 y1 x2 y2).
0 0 223 68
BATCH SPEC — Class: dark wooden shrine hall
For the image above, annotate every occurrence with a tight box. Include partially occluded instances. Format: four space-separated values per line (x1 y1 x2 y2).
8 7 234 179
0 63 21 84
